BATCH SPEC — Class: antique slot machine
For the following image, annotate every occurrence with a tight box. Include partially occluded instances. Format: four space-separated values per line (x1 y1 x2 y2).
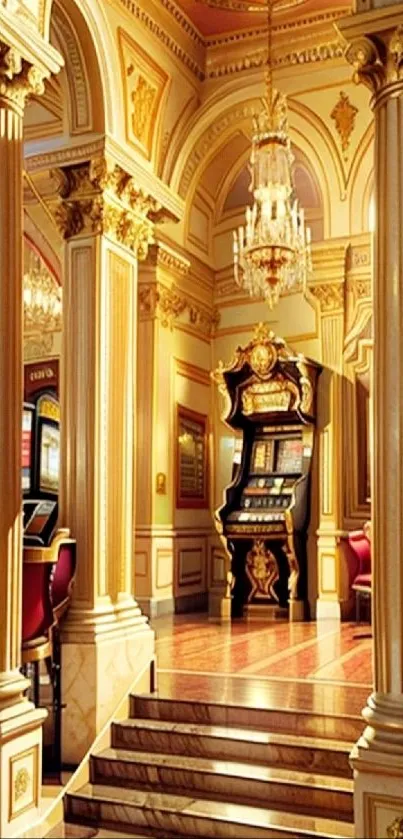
213 324 321 621
22 391 60 546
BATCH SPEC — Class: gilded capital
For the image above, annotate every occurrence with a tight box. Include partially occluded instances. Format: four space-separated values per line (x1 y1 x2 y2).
53 158 158 257
344 24 403 99
0 43 45 114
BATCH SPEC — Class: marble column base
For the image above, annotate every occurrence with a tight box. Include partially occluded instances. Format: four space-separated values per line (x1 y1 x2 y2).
61 602 155 764
316 598 341 621
0 699 46 838
352 693 403 838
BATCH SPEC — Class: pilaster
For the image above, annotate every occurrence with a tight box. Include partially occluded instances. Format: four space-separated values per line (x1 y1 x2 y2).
136 242 217 618
338 6 403 836
55 156 157 763
308 243 347 621
0 42 56 839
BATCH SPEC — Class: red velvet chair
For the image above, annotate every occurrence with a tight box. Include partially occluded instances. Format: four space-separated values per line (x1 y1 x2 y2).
347 527 372 623
21 562 54 707
23 529 76 773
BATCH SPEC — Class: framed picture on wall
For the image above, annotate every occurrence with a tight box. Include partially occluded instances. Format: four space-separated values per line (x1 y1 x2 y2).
176 404 208 509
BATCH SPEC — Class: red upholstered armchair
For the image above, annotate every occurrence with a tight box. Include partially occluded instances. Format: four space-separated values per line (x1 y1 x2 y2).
347 525 372 623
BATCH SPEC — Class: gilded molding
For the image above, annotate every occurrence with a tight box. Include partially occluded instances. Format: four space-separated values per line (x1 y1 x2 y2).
330 91 358 160
138 281 219 335
207 40 345 79
147 241 191 277
308 282 345 312
345 25 403 97
178 101 259 197
118 0 205 80
53 157 160 257
0 44 45 114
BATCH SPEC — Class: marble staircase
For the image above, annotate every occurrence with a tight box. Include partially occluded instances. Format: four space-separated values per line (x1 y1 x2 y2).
60 694 360 838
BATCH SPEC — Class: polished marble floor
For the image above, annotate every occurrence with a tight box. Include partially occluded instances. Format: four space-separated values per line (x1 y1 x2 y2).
153 615 372 718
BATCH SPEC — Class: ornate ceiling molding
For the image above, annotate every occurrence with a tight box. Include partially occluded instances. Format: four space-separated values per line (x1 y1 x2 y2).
118 0 205 80
207 38 345 79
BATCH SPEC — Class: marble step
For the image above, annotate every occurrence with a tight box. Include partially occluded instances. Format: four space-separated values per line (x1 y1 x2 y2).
130 694 362 743
112 717 352 778
66 783 355 839
91 748 353 822
46 822 149 837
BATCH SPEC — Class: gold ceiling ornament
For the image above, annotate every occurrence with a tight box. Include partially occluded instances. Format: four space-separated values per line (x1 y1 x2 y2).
233 0 312 309
23 246 62 334
330 91 358 160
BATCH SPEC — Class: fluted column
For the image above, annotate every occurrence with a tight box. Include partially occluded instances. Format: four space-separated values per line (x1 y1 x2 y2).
0 45 50 839
339 8 403 837
55 157 156 763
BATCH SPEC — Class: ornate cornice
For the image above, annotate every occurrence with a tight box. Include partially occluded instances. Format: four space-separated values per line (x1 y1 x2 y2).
207 39 345 79
53 157 160 257
139 280 219 335
147 241 191 277
0 43 45 114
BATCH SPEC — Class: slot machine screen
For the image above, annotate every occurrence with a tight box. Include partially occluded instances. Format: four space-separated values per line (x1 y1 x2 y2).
276 438 303 474
39 423 60 493
251 439 274 473
22 406 33 492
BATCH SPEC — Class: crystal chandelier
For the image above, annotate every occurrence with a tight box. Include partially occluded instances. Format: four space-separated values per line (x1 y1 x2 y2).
233 0 312 309
23 247 62 333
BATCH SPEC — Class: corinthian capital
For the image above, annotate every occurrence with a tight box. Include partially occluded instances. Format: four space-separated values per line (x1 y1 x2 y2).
53 159 158 258
343 23 403 99
0 43 45 113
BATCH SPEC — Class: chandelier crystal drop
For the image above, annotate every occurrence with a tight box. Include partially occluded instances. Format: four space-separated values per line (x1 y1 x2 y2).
233 0 312 309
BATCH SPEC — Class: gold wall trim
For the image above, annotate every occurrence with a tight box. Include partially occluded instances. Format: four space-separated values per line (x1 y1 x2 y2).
175 358 211 386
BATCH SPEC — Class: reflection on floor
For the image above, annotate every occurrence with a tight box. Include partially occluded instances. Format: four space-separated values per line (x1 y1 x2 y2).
154 614 372 717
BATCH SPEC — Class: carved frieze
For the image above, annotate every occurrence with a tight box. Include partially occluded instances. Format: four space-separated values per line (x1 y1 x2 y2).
138 281 219 336
207 40 345 79
52 157 160 258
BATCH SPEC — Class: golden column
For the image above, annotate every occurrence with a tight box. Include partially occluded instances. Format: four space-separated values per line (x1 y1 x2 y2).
55 157 156 764
308 244 348 621
0 44 52 838
339 7 403 836
136 242 190 618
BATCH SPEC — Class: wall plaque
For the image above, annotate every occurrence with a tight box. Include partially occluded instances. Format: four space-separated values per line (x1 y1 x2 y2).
176 405 208 509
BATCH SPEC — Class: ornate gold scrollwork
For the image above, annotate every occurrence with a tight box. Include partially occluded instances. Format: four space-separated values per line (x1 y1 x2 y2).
246 540 280 602
387 817 403 839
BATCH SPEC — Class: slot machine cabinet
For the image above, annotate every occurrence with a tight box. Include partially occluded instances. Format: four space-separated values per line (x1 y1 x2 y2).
22 392 60 547
213 324 321 621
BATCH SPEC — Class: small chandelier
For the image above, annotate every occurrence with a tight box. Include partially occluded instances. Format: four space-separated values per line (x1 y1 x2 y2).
23 247 62 333
233 0 312 308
